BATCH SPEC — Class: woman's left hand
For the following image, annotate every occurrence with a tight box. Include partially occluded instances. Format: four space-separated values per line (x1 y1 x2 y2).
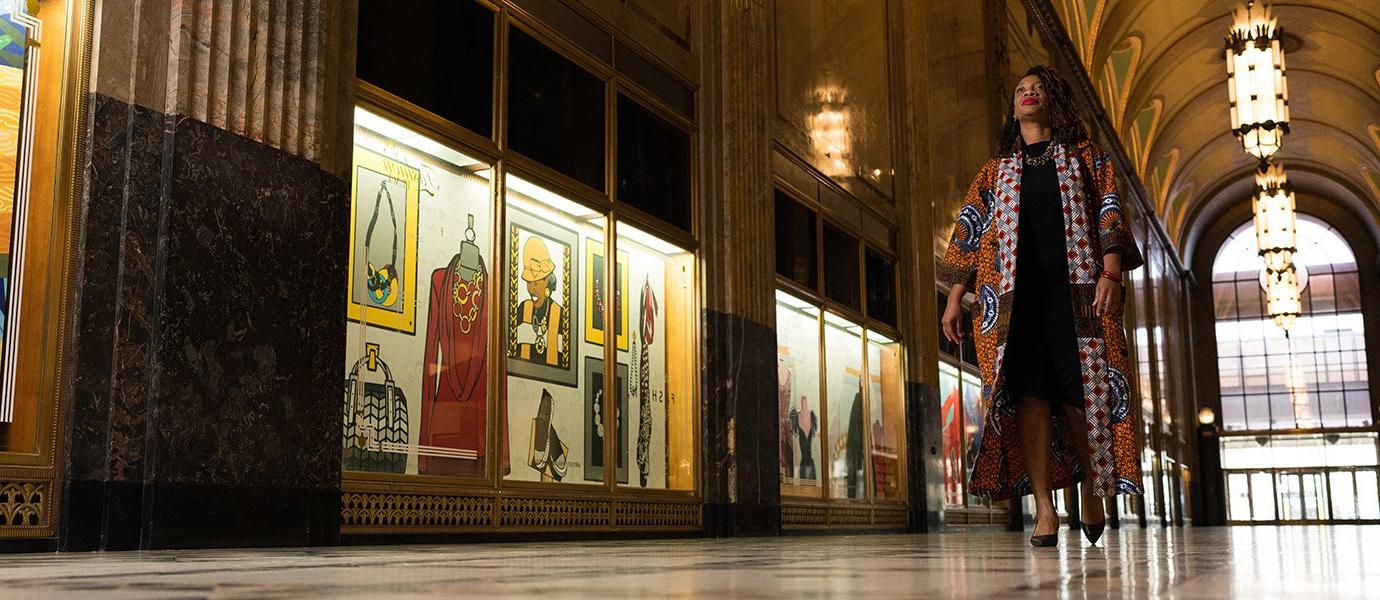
1094 276 1121 316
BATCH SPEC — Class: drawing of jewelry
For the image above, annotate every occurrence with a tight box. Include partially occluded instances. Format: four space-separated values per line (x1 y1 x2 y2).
364 181 401 308
636 277 659 487
451 214 485 333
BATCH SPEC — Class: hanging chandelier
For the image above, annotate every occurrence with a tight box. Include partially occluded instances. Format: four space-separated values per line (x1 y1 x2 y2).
1252 163 1297 273
807 87 853 178
1226 1 1290 161
1264 266 1302 333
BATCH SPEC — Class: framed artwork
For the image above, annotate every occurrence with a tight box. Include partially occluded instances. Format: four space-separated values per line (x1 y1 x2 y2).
505 206 579 386
583 239 628 350
347 145 421 334
583 357 629 483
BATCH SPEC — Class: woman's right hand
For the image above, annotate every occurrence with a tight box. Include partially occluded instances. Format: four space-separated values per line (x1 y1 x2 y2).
942 286 966 344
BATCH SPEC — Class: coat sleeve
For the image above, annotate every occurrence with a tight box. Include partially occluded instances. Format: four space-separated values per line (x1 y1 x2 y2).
1090 151 1145 271
937 161 994 289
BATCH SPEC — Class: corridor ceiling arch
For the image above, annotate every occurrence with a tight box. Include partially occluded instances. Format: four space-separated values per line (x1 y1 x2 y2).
1052 0 1380 265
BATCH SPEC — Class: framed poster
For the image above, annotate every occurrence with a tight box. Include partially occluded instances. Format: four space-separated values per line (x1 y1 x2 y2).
583 239 628 350
347 145 421 334
505 206 579 386
584 357 629 483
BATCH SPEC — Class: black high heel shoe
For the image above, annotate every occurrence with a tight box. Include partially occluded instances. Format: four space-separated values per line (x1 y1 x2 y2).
1029 533 1058 547
1082 520 1105 545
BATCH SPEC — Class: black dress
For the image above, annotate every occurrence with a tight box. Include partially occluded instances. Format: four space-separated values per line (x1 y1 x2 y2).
1003 141 1084 409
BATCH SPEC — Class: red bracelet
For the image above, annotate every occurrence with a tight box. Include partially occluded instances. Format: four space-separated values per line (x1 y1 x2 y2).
1100 270 1122 282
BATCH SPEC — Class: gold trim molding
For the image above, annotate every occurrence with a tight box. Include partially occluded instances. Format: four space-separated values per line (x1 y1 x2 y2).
342 484 702 534
782 502 908 530
0 480 48 535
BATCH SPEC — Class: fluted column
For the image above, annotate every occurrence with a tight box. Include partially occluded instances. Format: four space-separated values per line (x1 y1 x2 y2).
63 0 355 549
698 0 780 536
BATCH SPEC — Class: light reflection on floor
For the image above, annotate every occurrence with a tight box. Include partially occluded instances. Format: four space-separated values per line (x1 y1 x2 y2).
1 526 1376 598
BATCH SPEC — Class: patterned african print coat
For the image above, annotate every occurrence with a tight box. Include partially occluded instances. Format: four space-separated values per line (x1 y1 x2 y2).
938 139 1145 500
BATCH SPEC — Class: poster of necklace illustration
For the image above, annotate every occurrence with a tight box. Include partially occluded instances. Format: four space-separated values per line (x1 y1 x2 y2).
348 145 420 334
625 247 668 489
824 318 865 500
584 357 629 483
584 240 628 351
774 295 822 488
343 112 497 478
505 207 579 386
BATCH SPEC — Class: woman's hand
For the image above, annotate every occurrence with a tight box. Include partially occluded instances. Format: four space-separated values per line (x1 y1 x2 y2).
942 285 966 343
1094 276 1121 316
1094 252 1123 316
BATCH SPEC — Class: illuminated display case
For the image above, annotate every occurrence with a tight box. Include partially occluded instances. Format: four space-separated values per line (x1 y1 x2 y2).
342 2 700 535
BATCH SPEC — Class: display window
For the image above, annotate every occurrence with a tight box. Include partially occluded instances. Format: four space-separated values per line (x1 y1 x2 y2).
961 369 983 506
824 311 867 500
939 361 963 506
344 108 496 479
776 290 824 495
501 174 605 485
867 332 904 500
614 221 696 490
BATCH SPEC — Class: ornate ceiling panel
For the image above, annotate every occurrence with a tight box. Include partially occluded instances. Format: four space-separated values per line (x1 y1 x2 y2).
1051 0 1380 260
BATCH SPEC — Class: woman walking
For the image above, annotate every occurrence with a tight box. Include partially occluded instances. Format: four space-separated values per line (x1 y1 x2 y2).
939 65 1144 547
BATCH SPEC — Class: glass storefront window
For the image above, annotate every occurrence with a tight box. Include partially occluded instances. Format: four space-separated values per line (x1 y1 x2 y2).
356 0 494 138
616 221 695 490
501 174 605 485
960 370 983 506
867 332 904 500
616 94 691 233
777 291 823 495
939 361 963 506
507 26 605 191
345 108 495 478
824 311 866 500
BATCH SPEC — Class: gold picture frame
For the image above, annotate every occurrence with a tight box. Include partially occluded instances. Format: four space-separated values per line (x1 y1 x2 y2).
583 239 628 351
347 145 421 334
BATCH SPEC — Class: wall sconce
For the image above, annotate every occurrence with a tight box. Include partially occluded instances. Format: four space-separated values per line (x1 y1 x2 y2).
1226 1 1290 161
1197 407 1216 426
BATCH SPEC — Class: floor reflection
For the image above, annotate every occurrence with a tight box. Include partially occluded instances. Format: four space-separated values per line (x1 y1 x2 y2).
1 526 1377 598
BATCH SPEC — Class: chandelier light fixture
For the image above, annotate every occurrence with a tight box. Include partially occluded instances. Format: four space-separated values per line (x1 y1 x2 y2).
1264 265 1302 333
808 87 853 178
1252 163 1297 273
1226 1 1290 161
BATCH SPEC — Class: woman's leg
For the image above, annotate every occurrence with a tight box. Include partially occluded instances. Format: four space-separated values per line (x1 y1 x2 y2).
1017 395 1058 535
1060 404 1105 524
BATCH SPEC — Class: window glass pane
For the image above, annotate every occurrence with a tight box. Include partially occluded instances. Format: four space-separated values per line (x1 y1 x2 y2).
775 192 817 289
1357 471 1380 519
507 27 605 190
822 222 861 310
939 361 963 506
1227 472 1251 521
777 291 823 495
616 221 695 490
824 312 866 499
357 0 494 137
616 94 691 232
867 333 904 499
961 370 984 506
502 174 605 485
1250 471 1275 520
345 108 495 478
865 249 897 327
1330 472 1357 520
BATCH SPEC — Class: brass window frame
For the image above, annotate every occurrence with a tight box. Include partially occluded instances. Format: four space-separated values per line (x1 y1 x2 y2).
0 0 96 540
343 0 703 534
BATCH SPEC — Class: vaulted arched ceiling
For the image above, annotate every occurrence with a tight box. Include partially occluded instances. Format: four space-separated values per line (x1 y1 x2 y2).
1053 0 1380 263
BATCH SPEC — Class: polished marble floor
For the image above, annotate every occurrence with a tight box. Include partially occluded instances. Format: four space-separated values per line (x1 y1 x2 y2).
1 525 1376 598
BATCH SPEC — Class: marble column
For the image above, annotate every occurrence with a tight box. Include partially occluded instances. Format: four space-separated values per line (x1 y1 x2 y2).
697 0 780 536
62 0 355 550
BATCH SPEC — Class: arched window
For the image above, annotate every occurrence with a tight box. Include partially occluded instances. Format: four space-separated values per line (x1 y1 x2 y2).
1212 215 1368 431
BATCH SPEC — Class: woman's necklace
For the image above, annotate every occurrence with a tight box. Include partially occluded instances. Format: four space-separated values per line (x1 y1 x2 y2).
1023 141 1057 166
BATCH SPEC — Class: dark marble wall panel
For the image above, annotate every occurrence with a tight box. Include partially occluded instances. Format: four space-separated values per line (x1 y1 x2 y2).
701 309 781 536
906 381 942 532
149 113 346 488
